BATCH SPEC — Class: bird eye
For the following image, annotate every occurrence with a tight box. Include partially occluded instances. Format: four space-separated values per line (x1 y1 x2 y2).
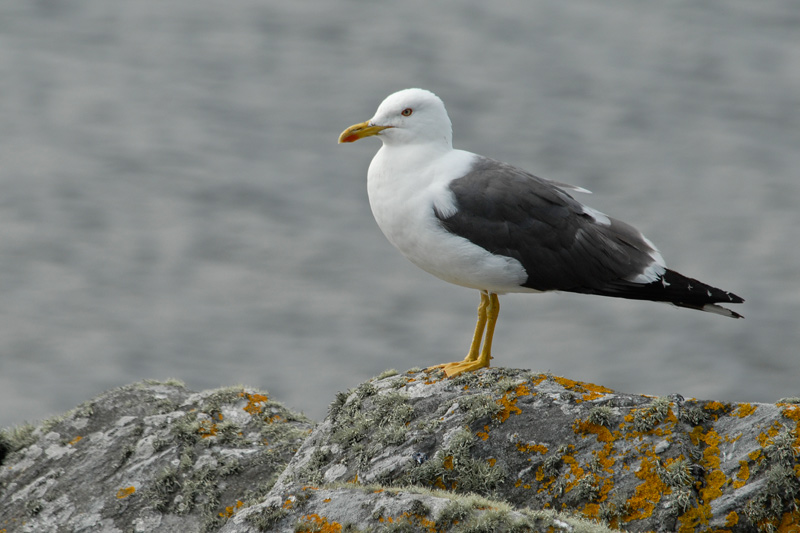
401 108 413 116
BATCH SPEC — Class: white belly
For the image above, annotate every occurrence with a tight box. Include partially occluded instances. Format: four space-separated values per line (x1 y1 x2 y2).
367 148 530 294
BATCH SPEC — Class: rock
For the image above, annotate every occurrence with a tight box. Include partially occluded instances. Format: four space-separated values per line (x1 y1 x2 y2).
2 370 799 533
271 368 800 532
0 380 312 532
221 484 611 533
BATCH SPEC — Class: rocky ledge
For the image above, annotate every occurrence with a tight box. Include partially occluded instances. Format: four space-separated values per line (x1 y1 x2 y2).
1 369 798 532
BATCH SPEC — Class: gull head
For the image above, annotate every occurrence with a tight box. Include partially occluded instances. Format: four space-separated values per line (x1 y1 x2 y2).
338 88 453 148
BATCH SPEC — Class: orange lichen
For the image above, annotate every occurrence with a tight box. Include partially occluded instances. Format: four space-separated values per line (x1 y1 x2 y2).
296 514 343 533
218 500 244 518
68 436 83 446
694 428 726 506
724 433 742 444
494 384 529 422
476 425 490 441
443 455 454 470
725 511 739 527
701 429 722 470
266 414 285 424
561 454 587 495
703 401 729 412
574 446 617 522
487 458 497 467
733 403 757 418
623 454 671 522
703 469 727 501
197 419 218 438
574 419 616 443
756 421 784 447
580 460 617 522
779 404 800 452
688 425 705 446
240 392 269 416
734 460 750 489
515 442 549 454
385 511 439 533
551 376 614 403
530 373 549 386
116 486 136 499
676 427 731 531
780 404 800 422
777 510 800 532
423 371 444 385
595 443 617 473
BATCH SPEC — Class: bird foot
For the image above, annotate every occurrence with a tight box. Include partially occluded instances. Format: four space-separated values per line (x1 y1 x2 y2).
429 358 490 378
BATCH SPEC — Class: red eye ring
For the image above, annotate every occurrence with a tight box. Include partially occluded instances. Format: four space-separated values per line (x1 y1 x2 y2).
401 108 413 117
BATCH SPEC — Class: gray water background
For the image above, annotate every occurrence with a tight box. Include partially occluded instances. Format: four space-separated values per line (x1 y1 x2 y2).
1 1 798 427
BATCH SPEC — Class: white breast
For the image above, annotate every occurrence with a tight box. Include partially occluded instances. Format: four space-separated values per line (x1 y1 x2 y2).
367 147 530 294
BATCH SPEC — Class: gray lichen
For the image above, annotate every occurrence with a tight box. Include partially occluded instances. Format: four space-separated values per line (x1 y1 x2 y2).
0 423 37 457
628 396 671 433
586 405 614 427
402 427 506 495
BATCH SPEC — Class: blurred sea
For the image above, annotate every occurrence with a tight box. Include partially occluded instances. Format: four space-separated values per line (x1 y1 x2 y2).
1 0 798 427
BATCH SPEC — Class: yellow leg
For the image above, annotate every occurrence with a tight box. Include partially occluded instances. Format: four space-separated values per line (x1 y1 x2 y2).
464 292 490 362
476 293 500 368
432 291 500 378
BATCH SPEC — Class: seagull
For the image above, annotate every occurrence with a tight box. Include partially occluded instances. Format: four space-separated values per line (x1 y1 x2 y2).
338 88 744 378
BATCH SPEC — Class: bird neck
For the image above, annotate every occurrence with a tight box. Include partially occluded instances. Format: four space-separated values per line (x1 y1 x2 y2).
376 141 453 170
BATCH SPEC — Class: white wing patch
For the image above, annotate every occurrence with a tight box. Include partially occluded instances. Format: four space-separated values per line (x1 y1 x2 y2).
580 206 611 226
632 233 667 284
431 188 458 219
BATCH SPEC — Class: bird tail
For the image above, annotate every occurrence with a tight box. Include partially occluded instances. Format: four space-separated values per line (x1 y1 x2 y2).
572 269 745 319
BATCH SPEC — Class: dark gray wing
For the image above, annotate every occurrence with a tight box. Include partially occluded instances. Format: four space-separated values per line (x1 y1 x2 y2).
435 157 744 317
435 157 659 293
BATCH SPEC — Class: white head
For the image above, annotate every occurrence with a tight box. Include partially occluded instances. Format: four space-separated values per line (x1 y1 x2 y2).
338 88 453 148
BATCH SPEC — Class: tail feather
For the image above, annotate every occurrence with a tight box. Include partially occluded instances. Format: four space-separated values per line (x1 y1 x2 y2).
570 269 745 318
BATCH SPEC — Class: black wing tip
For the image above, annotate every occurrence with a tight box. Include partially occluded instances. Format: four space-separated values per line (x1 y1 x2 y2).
665 277 744 318
571 269 746 318
718 291 745 318
726 292 745 305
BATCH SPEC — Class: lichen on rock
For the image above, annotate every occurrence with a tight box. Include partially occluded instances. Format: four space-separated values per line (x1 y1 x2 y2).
0 380 312 533
2 369 798 532
271 368 800 532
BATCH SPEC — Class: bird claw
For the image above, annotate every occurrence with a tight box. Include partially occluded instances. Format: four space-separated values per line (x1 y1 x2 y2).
429 359 490 378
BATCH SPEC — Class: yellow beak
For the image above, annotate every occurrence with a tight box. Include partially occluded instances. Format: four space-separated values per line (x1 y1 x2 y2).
338 121 392 144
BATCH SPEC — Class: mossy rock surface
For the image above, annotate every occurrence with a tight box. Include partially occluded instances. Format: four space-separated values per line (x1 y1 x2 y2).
271 368 800 533
2 370 798 532
0 380 312 533
222 483 614 533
